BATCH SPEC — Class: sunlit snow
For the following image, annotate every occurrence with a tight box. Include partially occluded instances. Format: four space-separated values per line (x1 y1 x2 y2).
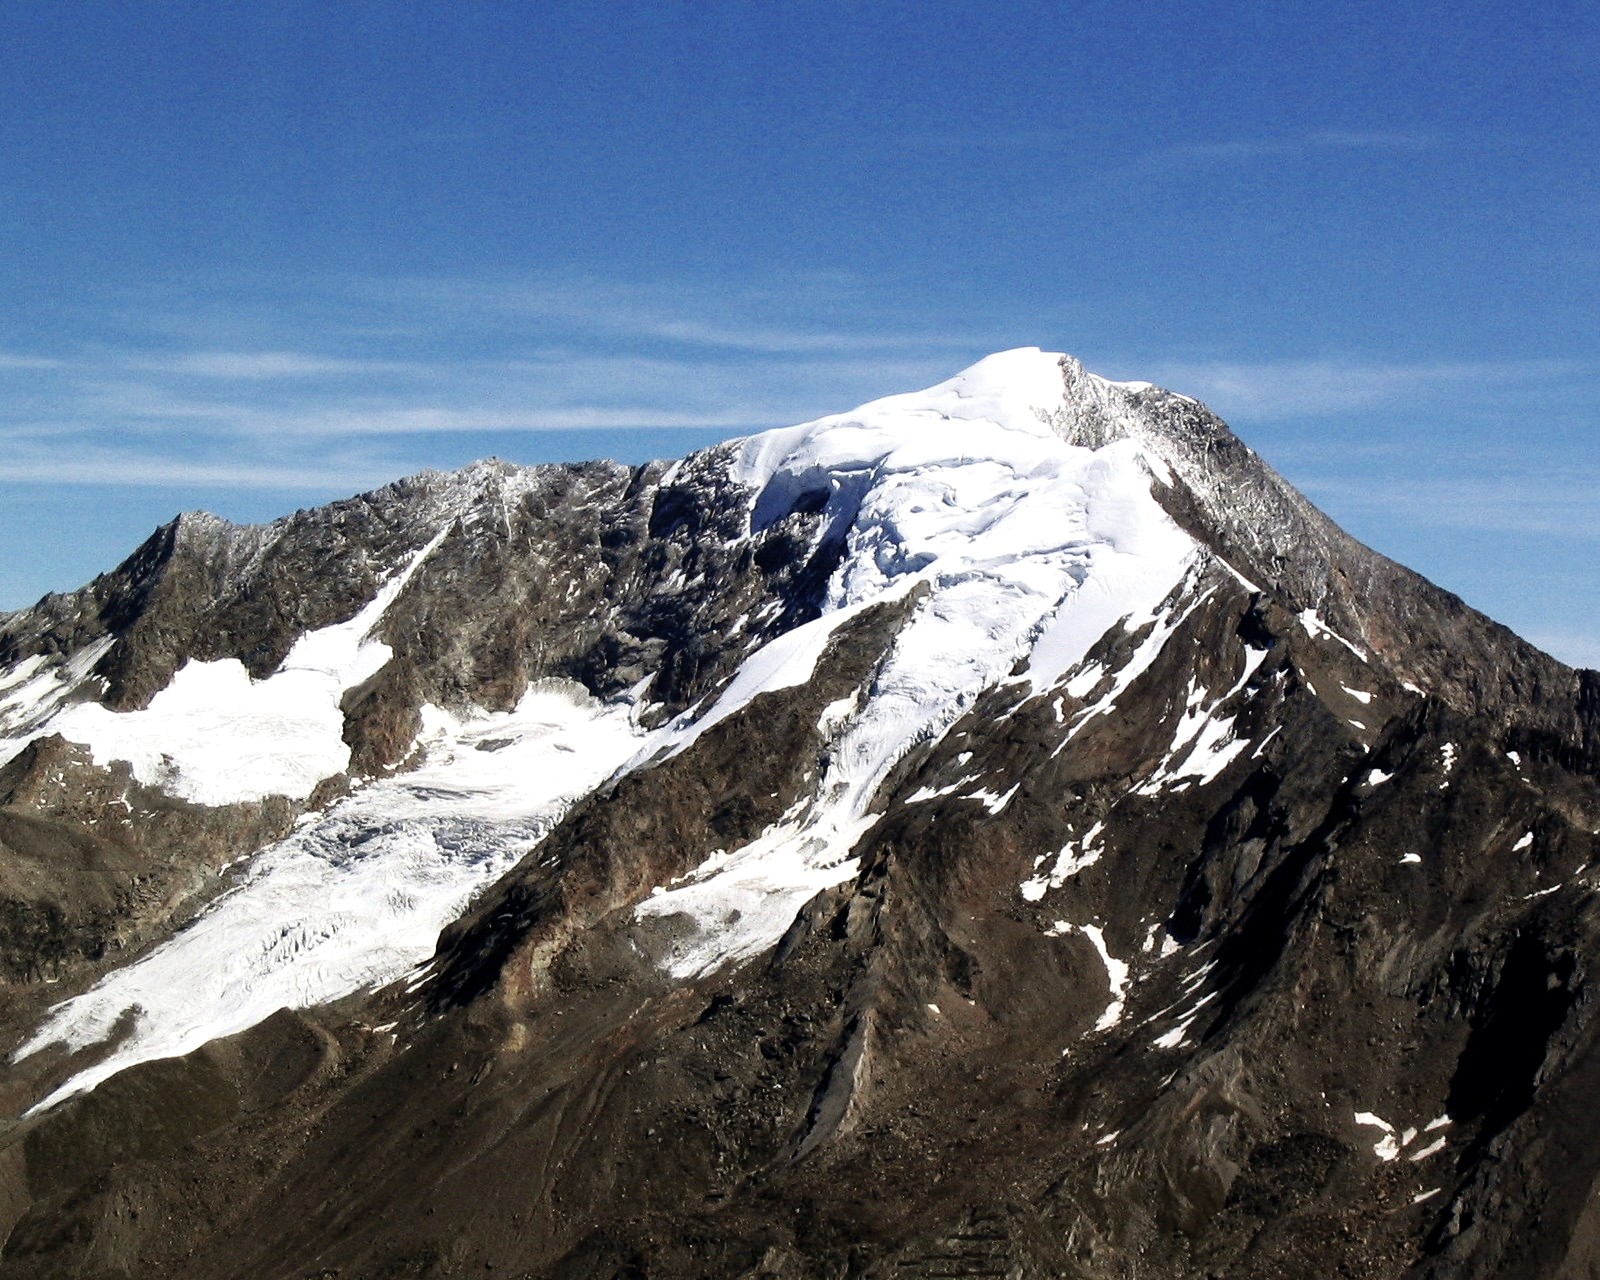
1409 1135 1448 1162
1022 820 1105 901
1051 574 1214 756
15 682 649 1110
1151 1017 1196 1050
0 639 114 769
1044 919 1129 1031
638 349 1198 976
1298 609 1368 661
1133 645 1269 796
1439 742 1457 788
1355 1108 1448 1163
14 530 448 805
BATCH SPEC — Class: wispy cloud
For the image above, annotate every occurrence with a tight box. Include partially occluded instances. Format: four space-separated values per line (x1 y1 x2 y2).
0 445 394 493
126 351 427 379
1144 130 1438 169
259 405 771 435
902 127 1440 178
364 273 985 357
0 273 1003 495
1143 357 1590 419
0 352 63 370
1297 471 1600 540
631 318 968 356
52 349 949 444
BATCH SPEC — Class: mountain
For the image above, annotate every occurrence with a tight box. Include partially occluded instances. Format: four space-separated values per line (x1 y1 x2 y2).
0 348 1596 1279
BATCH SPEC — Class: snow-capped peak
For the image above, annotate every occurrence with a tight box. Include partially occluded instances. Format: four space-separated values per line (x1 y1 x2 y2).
636 352 1198 975
813 345 1076 438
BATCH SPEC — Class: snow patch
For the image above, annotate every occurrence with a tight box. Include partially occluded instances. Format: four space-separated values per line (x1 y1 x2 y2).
649 595 892 766
1242 726 1280 764
1355 1109 1446 1163
1298 610 1368 661
1043 919 1128 1030
817 693 859 735
1079 923 1130 1031
1355 1112 1402 1161
1133 644 1269 795
970 783 1019 815
16 681 651 1111
0 638 115 770
1052 572 1212 755
30 530 448 805
905 776 975 804
1021 821 1105 901
1151 1017 1195 1050
1064 661 1105 699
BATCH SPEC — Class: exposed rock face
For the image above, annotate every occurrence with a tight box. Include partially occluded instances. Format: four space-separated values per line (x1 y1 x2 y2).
0 349 1595 1279
0 736 296 987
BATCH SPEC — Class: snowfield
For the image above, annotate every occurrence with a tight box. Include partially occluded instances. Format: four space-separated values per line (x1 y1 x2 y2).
0 528 449 803
16 682 648 1111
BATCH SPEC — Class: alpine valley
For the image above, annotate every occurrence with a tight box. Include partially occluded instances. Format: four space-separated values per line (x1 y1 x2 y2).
0 348 1596 1280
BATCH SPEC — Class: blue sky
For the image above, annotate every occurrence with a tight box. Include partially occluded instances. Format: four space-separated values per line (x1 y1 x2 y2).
1 2 1596 666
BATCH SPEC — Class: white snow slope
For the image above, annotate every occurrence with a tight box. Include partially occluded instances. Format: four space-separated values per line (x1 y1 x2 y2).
12 347 1203 1108
0 527 449 804
634 348 1197 974
16 683 649 1111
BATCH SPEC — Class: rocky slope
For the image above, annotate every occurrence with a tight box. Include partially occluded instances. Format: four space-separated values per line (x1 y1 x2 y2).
0 349 1595 1278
